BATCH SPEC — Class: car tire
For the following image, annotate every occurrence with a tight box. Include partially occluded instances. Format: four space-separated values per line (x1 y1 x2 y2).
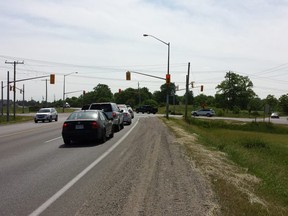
100 129 107 144
117 123 121 132
49 117 52 122
63 138 71 145
109 128 114 138
34 120 38 123
55 116 58 121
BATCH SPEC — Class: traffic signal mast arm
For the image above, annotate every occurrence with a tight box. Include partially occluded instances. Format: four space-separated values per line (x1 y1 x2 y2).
8 75 51 83
190 82 204 92
65 90 85 95
126 71 166 81
175 83 204 92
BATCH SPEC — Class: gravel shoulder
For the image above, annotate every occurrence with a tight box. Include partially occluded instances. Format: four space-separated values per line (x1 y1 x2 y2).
75 117 219 216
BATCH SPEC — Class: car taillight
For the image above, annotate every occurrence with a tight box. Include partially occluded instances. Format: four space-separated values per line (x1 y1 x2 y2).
63 122 69 129
91 121 99 129
112 112 117 118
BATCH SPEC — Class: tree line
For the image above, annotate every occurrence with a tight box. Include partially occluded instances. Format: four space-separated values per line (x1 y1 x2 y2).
17 71 288 115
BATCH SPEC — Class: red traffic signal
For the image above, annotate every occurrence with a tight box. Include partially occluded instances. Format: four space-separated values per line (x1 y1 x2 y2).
166 74 170 85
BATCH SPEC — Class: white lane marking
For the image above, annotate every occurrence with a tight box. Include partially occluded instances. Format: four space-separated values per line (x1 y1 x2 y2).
45 137 62 143
29 119 139 216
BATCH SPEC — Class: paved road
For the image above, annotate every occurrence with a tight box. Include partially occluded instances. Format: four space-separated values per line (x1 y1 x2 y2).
0 113 216 216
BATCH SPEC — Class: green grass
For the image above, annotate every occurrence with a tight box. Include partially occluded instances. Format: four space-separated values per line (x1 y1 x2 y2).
165 117 288 215
0 115 33 124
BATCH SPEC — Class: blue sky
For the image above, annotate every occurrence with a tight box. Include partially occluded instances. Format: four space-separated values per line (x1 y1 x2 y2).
0 0 288 102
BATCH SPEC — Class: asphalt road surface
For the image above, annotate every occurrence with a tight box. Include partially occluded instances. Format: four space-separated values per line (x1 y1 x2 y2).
0 113 216 216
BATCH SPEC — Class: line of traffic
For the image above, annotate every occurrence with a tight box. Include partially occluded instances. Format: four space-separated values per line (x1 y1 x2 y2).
29 118 139 216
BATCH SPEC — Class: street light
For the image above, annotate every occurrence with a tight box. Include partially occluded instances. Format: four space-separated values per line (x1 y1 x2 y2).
143 34 170 119
63 72 78 112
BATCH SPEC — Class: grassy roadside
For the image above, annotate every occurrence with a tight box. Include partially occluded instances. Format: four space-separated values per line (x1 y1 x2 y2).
0 115 33 125
161 117 288 216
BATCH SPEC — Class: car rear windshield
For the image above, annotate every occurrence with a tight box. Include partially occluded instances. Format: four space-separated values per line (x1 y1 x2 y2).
67 112 98 120
90 104 112 112
38 109 50 113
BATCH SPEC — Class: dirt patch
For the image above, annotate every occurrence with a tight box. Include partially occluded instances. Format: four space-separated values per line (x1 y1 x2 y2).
166 121 268 209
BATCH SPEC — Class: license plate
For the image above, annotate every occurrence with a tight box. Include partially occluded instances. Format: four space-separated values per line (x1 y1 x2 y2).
75 124 84 129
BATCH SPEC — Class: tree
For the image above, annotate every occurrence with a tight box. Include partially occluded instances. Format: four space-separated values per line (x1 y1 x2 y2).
247 97 263 115
114 88 138 107
182 91 193 105
83 84 113 105
216 71 256 110
157 82 176 104
193 94 215 108
279 94 288 114
264 94 278 112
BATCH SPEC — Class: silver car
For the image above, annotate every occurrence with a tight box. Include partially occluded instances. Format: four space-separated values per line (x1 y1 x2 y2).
191 108 215 117
34 108 58 123
120 107 132 125
118 104 134 119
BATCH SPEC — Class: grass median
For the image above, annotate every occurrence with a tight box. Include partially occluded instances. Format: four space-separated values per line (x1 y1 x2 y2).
162 117 288 216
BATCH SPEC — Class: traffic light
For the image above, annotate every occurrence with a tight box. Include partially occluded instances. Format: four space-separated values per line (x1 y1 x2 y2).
166 74 170 85
191 82 194 88
119 89 122 93
126 71 131 80
200 85 204 92
50 74 55 84
83 90 86 95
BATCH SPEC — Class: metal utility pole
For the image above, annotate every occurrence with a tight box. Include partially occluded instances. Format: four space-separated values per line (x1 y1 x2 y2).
22 84 25 113
143 34 170 119
7 71 10 122
5 60 24 120
1 81 3 116
185 62 190 120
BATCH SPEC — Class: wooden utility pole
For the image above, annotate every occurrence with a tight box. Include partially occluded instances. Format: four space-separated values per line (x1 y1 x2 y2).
185 62 190 120
5 60 24 120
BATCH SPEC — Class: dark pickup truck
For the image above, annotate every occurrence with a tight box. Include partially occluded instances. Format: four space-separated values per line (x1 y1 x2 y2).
135 105 158 114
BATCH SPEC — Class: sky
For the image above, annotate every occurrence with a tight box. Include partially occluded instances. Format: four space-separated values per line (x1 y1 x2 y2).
0 0 288 102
